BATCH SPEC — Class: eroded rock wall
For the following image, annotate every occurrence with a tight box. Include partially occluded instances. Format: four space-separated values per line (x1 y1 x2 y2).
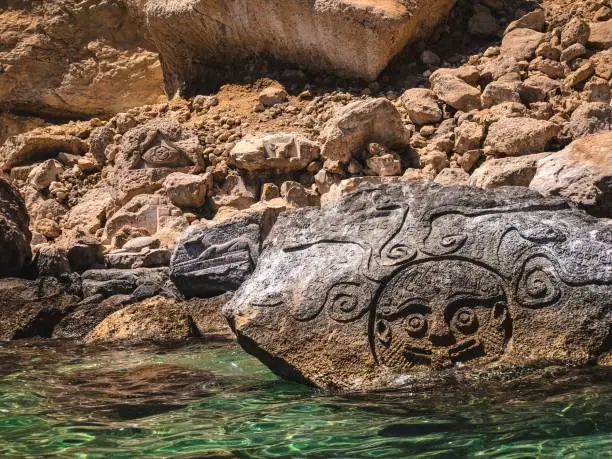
145 0 457 95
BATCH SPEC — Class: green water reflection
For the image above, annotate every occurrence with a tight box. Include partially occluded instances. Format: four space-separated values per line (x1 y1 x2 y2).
0 341 610 458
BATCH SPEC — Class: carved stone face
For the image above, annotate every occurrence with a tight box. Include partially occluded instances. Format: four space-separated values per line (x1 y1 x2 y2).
373 260 510 371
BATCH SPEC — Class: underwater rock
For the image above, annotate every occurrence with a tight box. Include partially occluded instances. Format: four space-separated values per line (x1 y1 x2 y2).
223 182 612 391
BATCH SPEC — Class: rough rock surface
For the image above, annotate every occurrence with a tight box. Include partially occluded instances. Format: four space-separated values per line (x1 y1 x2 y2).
224 182 612 391
85 296 200 344
0 177 31 277
0 277 78 341
145 0 457 93
530 131 612 217
469 153 550 189
0 0 165 118
321 98 411 164
171 211 278 298
230 134 320 172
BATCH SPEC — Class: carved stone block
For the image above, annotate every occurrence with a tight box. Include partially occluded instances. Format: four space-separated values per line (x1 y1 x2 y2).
223 182 612 391
171 211 278 298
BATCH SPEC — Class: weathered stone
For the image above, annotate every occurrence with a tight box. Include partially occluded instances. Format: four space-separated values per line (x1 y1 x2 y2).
85 296 199 344
33 245 71 278
171 211 275 298
63 187 119 235
434 167 469 186
469 153 550 188
588 20 612 49
0 1 165 118
481 80 522 107
230 134 320 171
530 131 612 217
565 102 612 139
0 178 31 277
468 11 499 37
454 121 485 154
67 238 105 273
163 172 211 208
186 293 235 339
400 88 443 125
484 117 560 156
429 70 482 112
258 87 289 107
53 294 131 340
81 267 172 299
145 0 457 92
520 75 561 103
500 28 545 60
223 182 612 391
505 9 546 33
321 98 411 164
105 248 171 269
0 134 87 171
102 194 187 244
561 18 590 47
281 181 320 208
0 277 78 341
211 173 258 211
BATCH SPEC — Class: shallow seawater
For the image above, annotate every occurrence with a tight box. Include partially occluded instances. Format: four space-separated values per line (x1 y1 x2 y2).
0 340 611 458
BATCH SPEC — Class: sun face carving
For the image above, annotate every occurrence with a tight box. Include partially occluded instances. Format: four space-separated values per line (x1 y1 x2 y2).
373 260 511 371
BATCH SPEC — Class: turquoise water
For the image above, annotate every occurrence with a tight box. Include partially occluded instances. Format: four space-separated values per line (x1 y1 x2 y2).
0 340 610 458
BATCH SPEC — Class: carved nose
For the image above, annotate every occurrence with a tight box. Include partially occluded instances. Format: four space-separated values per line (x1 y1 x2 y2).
429 318 453 346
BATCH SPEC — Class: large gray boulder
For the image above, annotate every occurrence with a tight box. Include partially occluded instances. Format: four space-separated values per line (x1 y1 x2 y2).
145 0 456 94
0 177 32 277
223 182 612 391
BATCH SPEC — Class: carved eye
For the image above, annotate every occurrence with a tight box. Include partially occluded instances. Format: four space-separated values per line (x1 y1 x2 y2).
405 313 427 336
451 307 478 334
142 145 183 166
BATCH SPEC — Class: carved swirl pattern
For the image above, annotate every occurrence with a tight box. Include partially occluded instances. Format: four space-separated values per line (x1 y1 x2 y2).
513 255 562 308
142 145 184 167
326 282 371 323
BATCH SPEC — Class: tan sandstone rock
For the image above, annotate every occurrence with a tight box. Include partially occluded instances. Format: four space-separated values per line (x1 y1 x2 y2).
484 117 560 156
530 131 612 217
230 133 320 171
0 1 165 118
145 0 456 93
321 98 411 164
469 153 550 188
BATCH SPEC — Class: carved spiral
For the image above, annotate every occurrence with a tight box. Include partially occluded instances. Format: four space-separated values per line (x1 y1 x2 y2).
514 255 562 308
327 282 370 323
143 145 183 166
383 243 416 263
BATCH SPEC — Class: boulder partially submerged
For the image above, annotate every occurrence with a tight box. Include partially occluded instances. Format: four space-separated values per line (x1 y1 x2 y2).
145 0 457 94
224 182 612 391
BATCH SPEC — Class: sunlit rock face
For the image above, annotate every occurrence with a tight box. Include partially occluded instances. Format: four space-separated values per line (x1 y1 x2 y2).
223 182 612 391
145 0 457 94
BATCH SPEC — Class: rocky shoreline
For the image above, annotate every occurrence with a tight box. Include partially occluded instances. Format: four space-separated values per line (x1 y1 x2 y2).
0 0 610 391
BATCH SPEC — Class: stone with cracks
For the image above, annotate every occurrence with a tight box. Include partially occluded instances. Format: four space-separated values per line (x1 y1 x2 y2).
223 182 612 391
170 211 277 298
145 0 457 94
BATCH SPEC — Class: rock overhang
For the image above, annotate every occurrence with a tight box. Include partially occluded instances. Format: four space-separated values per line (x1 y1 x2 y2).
145 0 457 95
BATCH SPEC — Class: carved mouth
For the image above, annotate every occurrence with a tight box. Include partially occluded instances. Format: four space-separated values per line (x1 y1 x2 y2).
448 339 483 361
